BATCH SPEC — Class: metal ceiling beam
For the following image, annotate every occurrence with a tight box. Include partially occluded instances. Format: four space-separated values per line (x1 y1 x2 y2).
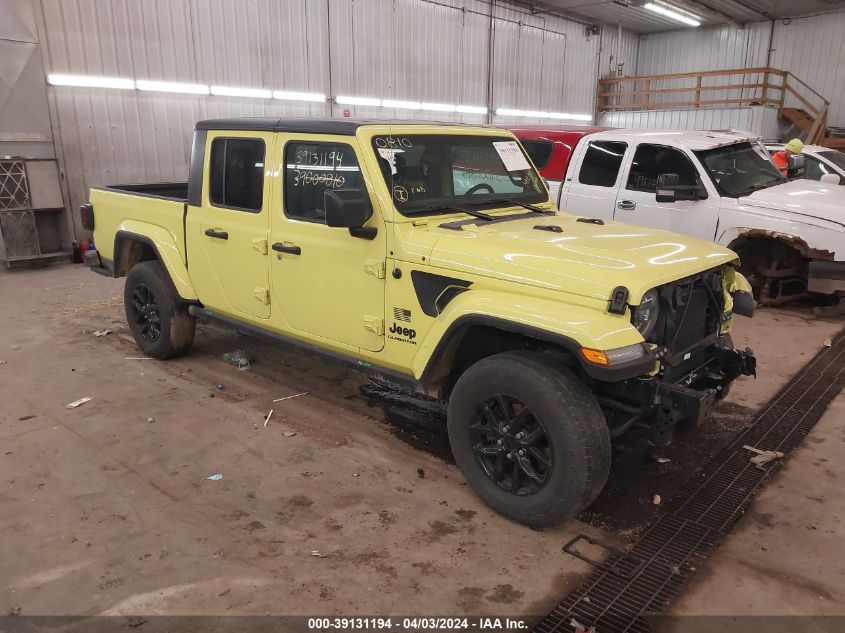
679 0 745 25
722 0 774 20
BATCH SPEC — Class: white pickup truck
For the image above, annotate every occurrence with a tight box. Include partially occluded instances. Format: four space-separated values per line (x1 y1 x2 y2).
510 127 845 309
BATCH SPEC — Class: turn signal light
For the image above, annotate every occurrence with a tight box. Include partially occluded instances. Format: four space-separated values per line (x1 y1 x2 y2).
580 347 610 366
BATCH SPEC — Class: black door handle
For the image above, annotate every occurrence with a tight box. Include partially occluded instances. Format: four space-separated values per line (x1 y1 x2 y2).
204 228 229 240
617 200 636 211
272 242 301 255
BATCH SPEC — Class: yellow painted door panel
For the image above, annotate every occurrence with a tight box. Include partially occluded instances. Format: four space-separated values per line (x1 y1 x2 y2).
186 131 275 320
269 134 386 352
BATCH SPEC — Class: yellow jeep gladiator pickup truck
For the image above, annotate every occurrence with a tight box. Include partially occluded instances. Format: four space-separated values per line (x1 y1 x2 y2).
82 118 756 527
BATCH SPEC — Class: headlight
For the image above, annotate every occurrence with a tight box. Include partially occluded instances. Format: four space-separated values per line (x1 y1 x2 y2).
632 289 659 339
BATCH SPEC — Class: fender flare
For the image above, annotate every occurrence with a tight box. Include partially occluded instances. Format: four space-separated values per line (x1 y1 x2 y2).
411 290 653 383
113 224 198 301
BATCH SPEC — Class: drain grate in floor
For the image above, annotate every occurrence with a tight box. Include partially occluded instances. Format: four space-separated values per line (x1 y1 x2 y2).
534 330 845 633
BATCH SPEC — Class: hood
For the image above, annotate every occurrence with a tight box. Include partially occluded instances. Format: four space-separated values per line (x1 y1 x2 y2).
740 180 845 229
424 213 738 304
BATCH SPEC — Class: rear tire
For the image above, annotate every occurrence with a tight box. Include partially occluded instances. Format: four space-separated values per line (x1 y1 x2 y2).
447 351 611 527
124 261 195 359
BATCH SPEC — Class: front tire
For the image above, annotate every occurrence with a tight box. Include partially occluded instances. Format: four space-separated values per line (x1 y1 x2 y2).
447 351 611 527
124 261 195 359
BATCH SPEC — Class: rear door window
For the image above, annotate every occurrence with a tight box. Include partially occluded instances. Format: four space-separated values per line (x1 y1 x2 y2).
578 141 627 187
209 138 265 211
520 140 554 170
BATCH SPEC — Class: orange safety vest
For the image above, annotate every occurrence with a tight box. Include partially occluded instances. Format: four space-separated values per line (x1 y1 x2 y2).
772 150 789 175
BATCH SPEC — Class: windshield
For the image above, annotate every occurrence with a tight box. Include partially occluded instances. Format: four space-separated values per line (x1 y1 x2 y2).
371 134 547 216
695 142 787 198
819 150 845 172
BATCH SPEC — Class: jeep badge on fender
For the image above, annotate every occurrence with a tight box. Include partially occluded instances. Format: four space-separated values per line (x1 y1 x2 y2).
389 322 416 341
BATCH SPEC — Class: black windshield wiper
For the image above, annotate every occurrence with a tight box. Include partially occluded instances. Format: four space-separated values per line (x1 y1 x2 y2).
406 205 495 221
466 197 554 215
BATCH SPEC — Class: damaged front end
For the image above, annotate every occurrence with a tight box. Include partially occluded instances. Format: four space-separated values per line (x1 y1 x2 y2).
596 265 757 446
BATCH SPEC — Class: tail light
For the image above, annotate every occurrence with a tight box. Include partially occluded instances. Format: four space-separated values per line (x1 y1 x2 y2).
80 203 94 230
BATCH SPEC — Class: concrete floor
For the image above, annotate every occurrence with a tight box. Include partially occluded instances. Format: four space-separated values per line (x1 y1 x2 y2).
0 264 843 618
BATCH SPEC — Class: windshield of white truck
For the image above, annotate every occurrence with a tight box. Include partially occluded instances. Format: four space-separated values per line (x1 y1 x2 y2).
695 142 787 198
371 134 547 216
819 150 845 172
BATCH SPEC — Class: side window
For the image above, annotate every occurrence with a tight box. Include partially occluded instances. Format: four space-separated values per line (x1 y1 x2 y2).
627 144 698 192
804 157 832 181
284 142 365 223
209 138 265 211
521 140 554 170
578 141 627 187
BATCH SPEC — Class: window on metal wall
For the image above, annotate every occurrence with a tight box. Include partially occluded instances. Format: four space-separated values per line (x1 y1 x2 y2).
626 144 698 193
578 141 627 187
209 138 265 211
521 140 554 170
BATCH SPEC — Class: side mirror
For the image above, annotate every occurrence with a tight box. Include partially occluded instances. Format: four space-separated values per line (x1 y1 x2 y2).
656 173 703 203
820 173 841 185
655 173 679 202
324 189 372 228
786 154 806 178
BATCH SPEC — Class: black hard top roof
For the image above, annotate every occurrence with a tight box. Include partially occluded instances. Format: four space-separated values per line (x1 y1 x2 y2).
195 117 475 134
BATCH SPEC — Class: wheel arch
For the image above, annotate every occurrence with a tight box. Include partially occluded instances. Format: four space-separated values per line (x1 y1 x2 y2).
114 228 198 301
415 312 649 400
724 228 835 262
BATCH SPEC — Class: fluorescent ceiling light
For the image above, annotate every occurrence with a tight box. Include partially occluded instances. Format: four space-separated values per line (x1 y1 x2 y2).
548 112 593 122
136 80 210 95
496 108 527 116
497 107 592 122
644 2 701 27
211 85 271 99
456 104 487 114
382 99 422 110
336 95 381 107
421 102 457 112
47 74 135 89
273 90 326 102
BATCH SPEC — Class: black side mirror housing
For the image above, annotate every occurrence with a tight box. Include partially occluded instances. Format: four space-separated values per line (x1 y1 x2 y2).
787 154 806 178
656 173 702 203
324 189 372 228
656 173 679 202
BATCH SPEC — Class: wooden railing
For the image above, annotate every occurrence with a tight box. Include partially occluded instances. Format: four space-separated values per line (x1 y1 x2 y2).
598 67 826 113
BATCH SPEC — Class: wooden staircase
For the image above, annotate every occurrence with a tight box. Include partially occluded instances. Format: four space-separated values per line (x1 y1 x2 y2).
597 67 844 149
781 107 845 149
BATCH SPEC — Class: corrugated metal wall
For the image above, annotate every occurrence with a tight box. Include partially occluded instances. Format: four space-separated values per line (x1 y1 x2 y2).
635 12 845 128
769 12 845 129
598 26 640 80
0 0 54 159
33 0 638 233
599 105 781 140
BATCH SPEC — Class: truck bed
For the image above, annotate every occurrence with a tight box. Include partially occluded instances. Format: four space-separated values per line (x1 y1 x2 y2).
102 182 188 201
90 183 189 270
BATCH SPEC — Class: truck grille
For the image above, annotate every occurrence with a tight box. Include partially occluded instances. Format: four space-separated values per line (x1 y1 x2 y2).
650 268 724 359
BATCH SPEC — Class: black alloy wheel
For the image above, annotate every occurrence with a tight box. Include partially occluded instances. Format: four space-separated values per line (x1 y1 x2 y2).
470 393 552 496
130 282 162 342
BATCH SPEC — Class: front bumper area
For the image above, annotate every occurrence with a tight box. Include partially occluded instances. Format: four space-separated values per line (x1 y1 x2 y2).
596 339 756 445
